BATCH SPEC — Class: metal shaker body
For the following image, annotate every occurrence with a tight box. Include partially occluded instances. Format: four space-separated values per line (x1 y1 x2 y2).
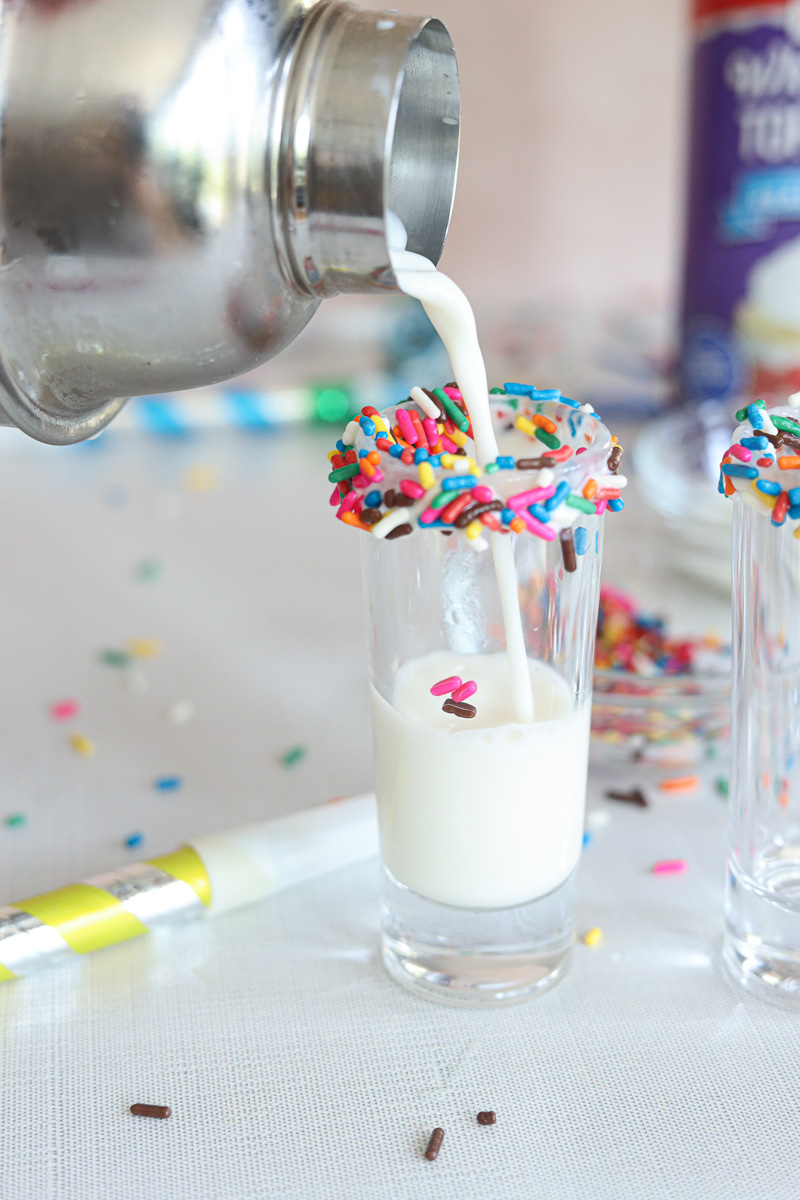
0 0 459 443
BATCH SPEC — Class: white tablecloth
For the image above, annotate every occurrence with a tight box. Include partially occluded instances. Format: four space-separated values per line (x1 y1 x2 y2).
0 425 796 1200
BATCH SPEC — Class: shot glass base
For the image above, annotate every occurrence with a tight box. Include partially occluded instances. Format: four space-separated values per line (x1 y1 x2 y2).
380 867 575 1008
723 857 800 1011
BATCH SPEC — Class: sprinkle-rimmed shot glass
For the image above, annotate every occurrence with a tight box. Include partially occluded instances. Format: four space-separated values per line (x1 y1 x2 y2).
358 393 613 1007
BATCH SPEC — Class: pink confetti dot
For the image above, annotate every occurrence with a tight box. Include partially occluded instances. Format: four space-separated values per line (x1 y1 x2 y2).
652 859 687 875
50 699 80 722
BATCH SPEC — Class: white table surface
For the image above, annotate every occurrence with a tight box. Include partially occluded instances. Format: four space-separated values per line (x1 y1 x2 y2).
0 423 796 1200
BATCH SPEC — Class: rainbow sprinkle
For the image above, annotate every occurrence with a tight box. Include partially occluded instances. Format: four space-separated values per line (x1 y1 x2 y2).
720 396 800 532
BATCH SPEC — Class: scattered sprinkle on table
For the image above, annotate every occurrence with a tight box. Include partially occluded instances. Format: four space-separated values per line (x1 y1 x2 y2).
99 649 132 668
130 1103 171 1120
134 558 163 584
424 1129 444 1161
70 733 96 757
582 831 593 848
280 745 307 768
124 832 144 849
5 813 27 829
604 787 647 807
476 1112 496 1125
652 858 688 875
50 699 80 721
167 700 195 725
658 774 700 793
583 927 603 946
127 638 162 659
183 463 220 492
154 775 182 792
716 777 729 797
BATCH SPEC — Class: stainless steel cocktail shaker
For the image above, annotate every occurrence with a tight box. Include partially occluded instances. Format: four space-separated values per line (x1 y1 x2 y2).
0 0 459 443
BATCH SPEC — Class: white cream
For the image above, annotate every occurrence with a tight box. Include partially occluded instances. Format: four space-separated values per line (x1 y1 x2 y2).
372 651 589 909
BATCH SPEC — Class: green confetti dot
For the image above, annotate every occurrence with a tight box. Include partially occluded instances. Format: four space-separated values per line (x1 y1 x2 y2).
314 387 352 424
135 558 163 584
280 745 307 768
5 813 26 828
98 649 132 668
716 777 729 798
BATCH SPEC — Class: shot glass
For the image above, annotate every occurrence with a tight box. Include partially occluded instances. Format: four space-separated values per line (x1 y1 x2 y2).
725 497 800 1007
361 506 604 1007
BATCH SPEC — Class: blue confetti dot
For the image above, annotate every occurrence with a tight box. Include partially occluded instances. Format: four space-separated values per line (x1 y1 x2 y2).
582 831 592 848
154 776 183 792
574 526 589 555
125 832 144 849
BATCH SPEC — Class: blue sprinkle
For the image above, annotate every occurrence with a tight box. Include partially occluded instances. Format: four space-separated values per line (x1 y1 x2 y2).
595 530 599 554
365 490 382 508
358 449 368 459
789 487 800 506
722 464 758 479
414 448 430 464
582 831 592 848
569 415 577 437
501 507 515 524
497 456 515 469
757 479 781 495
529 503 551 523
741 436 768 450
559 396 582 409
125 832 144 850
420 518 446 528
503 382 534 396
788 505 800 520
359 416 376 437
441 475 479 491
139 398 189 437
154 776 182 792
574 526 589 555
747 404 764 429
336 439 346 453
389 444 404 458
545 480 570 511
608 498 624 512
428 455 442 468
530 388 562 403
718 471 725 495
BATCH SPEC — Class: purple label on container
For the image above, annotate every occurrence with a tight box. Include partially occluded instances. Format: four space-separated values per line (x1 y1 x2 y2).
681 18 800 403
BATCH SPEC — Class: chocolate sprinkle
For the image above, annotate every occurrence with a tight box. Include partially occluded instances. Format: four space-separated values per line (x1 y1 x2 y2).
130 1103 171 1119
604 787 648 808
360 508 382 525
385 523 413 540
560 528 577 573
454 499 504 528
424 1129 445 1161
516 456 556 470
442 698 477 719
477 1112 496 1126
607 445 624 474
383 488 396 508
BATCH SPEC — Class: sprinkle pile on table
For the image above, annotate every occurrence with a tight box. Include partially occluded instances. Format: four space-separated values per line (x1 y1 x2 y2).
327 382 625 564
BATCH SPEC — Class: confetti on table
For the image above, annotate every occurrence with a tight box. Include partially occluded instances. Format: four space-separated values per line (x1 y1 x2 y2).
716 777 729 797
583 927 603 946
280 745 307 768
98 649 132 668
4 813 27 829
167 700 195 725
658 774 700 794
476 1112 496 1125
127 638 162 659
124 832 144 849
134 558 163 584
130 1104 171 1120
604 787 648 807
69 733 96 757
50 699 80 722
424 1129 444 1162
582 831 593 848
652 858 687 875
154 776 182 792
183 463 220 492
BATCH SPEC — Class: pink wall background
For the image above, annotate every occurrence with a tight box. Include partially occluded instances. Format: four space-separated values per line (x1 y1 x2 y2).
365 0 689 316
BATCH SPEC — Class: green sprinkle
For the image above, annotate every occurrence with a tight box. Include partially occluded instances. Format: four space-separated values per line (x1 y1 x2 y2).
535 428 561 450
489 387 505 394
433 388 470 433
735 399 765 421
328 463 360 483
431 492 451 509
314 386 353 424
716 777 729 798
280 745 307 768
99 649 132 668
565 494 595 513
485 462 500 474
135 558 162 584
5 813 26 828
773 415 800 436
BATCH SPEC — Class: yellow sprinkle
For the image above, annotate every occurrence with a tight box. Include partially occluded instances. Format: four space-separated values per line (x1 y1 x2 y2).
440 453 454 469
451 429 468 447
327 450 338 462
516 415 536 437
69 734 96 758
127 638 162 659
372 414 389 436
183 463 220 492
583 927 603 946
418 462 435 490
465 520 483 540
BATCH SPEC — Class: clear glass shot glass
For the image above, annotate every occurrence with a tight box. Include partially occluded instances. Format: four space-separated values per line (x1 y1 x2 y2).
361 498 604 1007
725 498 800 1008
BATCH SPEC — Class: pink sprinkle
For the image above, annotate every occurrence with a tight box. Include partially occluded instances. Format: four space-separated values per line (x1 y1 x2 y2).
576 446 587 455
727 444 752 462
440 435 459 453
419 507 439 525
422 417 439 445
452 680 477 702
339 491 359 514
400 479 425 500
371 468 384 484
443 386 463 400
595 499 608 515
508 485 557 510
352 474 371 490
329 485 341 506
519 509 557 540
396 408 418 444
430 676 462 696
472 486 494 503
51 699 80 722
652 859 687 875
